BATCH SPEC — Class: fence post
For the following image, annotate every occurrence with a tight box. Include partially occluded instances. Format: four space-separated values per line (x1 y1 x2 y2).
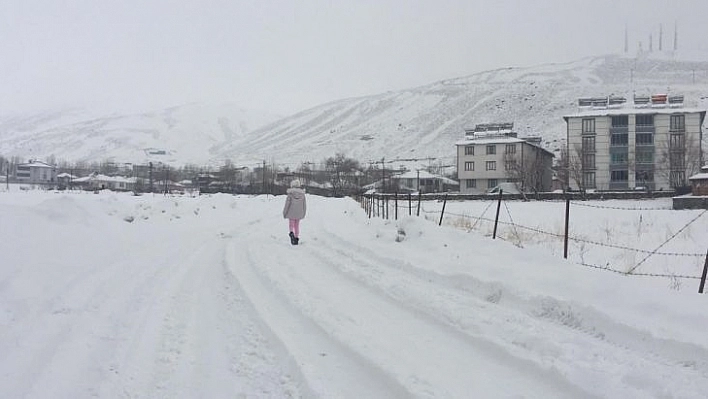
408 193 412 216
385 196 389 220
564 197 570 259
438 193 448 226
699 249 708 294
493 189 503 239
416 192 422 216
395 193 398 220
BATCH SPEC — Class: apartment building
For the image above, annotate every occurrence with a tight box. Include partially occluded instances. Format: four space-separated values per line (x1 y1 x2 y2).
14 160 57 184
456 123 554 194
564 95 706 191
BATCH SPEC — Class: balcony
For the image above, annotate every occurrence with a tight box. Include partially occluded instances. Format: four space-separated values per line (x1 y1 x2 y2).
610 126 628 134
636 125 655 134
609 181 629 190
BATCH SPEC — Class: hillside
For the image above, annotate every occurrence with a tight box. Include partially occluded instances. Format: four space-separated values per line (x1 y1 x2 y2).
0 103 281 165
221 53 708 166
1 53 707 167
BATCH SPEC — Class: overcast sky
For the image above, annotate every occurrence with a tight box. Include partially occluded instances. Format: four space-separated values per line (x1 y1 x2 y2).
1 0 706 116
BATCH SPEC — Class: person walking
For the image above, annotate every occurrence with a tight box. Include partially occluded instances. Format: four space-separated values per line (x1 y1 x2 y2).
282 179 306 245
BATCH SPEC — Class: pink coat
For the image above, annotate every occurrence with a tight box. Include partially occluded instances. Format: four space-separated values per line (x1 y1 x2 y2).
283 188 306 220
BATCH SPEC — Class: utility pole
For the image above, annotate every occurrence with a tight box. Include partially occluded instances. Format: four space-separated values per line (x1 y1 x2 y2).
381 158 385 193
164 166 169 195
149 162 154 193
5 162 9 190
262 160 266 195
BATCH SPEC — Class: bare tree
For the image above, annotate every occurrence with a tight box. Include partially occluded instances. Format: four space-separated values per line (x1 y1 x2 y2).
562 145 586 193
655 133 702 189
324 153 361 196
504 148 550 197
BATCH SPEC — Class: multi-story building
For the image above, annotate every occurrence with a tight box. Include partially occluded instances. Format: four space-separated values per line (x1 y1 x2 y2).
564 95 705 191
14 160 57 184
456 123 555 194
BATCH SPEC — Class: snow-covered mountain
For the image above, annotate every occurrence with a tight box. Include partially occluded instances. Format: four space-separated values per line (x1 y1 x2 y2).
2 53 707 167
221 53 708 166
0 103 282 165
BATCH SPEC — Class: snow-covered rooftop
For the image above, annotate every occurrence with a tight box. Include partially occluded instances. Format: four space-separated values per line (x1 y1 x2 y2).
564 106 706 119
391 170 459 185
455 137 526 146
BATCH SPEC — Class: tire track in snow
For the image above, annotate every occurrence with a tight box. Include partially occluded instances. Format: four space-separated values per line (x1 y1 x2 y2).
227 233 413 399
310 219 708 398
235 230 590 398
110 237 301 398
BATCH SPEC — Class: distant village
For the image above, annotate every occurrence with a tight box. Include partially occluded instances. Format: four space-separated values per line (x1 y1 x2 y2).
1 94 707 207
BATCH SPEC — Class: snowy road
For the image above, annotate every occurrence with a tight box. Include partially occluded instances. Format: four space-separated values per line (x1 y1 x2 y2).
1 191 707 398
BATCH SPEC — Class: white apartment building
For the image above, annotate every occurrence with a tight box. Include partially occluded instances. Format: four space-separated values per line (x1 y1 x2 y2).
456 123 555 194
14 160 57 184
564 95 705 191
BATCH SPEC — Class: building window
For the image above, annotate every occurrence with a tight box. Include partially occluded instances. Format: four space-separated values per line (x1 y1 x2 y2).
636 114 654 126
610 152 628 164
670 115 685 131
611 170 629 182
636 133 654 145
485 161 496 171
636 170 654 183
505 144 516 154
488 179 498 189
583 172 596 188
505 160 516 171
611 133 628 146
464 161 474 171
582 153 595 169
635 148 654 164
466 179 476 188
670 153 685 169
486 145 496 155
582 118 595 134
582 136 595 152
670 171 686 187
464 146 474 155
611 115 628 126
670 133 685 149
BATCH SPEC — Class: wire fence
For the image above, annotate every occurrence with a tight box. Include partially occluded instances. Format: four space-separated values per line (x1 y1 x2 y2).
360 193 708 291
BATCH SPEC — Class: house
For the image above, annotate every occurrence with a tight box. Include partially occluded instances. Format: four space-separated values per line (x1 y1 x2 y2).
564 94 705 191
72 173 136 191
390 170 459 193
456 123 555 194
689 165 708 196
14 160 57 184
56 173 78 189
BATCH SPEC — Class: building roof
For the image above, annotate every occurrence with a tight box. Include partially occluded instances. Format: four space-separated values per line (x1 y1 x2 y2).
563 107 706 120
73 174 136 183
18 160 54 168
455 137 526 146
689 173 708 181
391 170 459 185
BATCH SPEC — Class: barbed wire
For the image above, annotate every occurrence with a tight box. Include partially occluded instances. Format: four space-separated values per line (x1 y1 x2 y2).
577 262 701 280
627 209 708 273
568 201 673 211
360 199 707 281
427 209 705 257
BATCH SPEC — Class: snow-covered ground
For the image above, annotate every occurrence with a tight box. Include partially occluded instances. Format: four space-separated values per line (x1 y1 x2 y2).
1 189 707 398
